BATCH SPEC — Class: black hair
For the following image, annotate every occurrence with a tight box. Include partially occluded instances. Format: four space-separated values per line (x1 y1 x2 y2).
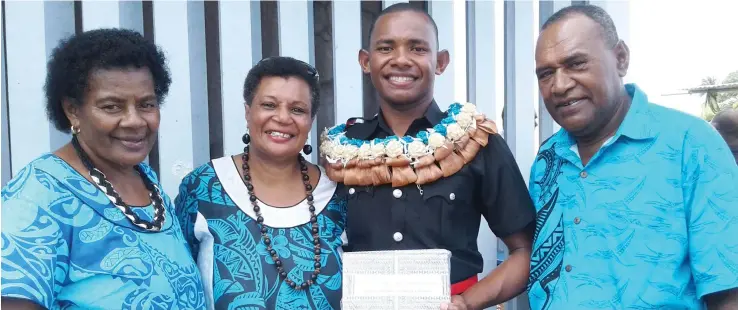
242 56 321 118
44 28 171 133
541 4 620 47
367 3 439 49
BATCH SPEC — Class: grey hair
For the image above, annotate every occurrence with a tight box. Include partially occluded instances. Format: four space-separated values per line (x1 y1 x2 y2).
541 4 620 47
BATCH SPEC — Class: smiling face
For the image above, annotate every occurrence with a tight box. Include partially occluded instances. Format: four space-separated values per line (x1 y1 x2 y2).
535 13 629 137
64 67 160 168
359 10 449 109
246 76 313 160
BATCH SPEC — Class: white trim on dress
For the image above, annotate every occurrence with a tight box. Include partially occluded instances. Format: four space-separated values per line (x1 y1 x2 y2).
211 156 335 228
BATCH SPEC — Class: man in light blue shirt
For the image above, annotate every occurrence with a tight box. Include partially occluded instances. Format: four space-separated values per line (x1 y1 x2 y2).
528 4 738 309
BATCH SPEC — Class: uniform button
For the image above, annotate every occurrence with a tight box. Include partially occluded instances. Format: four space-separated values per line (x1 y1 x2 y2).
393 232 403 242
348 188 355 195
392 189 402 198
580 171 588 178
565 265 572 272
574 217 581 224
449 193 456 201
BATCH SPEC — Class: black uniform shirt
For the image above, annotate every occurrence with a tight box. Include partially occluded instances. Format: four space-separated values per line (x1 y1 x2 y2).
342 101 536 283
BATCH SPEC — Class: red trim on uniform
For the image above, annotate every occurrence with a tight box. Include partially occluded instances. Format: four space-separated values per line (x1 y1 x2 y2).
451 276 478 295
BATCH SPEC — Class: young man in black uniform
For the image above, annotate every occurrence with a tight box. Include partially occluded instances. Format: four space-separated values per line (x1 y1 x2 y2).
324 4 536 309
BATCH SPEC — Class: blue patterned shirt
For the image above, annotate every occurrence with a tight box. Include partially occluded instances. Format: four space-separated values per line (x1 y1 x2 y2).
175 157 347 310
528 84 738 309
1 154 206 310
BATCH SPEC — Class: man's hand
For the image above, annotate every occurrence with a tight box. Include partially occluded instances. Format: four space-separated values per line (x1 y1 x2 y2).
441 295 469 310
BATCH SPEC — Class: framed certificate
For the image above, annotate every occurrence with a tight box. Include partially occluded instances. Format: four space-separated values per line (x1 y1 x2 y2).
342 249 452 310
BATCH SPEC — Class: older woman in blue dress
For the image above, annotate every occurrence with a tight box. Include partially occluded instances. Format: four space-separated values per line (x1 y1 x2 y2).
175 57 346 309
1 29 206 309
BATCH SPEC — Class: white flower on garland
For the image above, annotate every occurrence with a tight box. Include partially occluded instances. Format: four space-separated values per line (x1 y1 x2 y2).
320 102 483 163
407 139 430 159
385 140 404 158
446 123 465 141
455 111 475 129
370 140 386 158
358 143 373 160
428 132 446 149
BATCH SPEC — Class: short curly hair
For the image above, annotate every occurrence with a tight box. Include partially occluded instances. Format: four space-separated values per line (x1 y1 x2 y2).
44 28 171 132
242 56 321 118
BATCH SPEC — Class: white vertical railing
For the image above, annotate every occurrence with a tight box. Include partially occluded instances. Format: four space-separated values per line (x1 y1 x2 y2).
81 0 143 33
466 0 501 282
467 0 500 122
4 1 75 175
277 0 318 163
219 1 262 157
382 0 409 9
428 0 457 109
152 1 210 195
504 0 537 184
331 1 364 125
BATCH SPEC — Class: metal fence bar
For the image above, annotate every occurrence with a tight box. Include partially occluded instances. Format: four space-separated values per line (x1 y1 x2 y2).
466 0 501 285
219 1 262 157
382 0 409 9
331 1 364 126
504 0 537 183
81 0 143 33
428 0 458 109
4 1 75 176
152 0 210 194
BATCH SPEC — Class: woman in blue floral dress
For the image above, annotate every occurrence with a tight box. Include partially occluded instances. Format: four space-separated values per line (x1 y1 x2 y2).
1 29 205 309
175 57 346 310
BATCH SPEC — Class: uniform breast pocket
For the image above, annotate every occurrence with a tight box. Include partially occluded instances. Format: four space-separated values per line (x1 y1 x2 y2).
420 175 474 248
345 186 376 246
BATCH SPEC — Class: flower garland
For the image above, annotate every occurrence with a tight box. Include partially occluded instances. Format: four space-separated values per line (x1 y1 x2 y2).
319 102 498 187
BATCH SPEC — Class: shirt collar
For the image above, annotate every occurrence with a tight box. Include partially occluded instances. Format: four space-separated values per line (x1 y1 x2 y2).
349 100 445 140
547 83 657 156
615 83 658 140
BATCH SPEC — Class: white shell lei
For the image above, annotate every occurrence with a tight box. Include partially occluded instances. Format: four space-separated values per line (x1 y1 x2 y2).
320 102 482 164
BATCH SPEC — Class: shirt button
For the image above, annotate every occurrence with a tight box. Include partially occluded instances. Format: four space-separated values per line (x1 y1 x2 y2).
580 171 588 178
393 189 402 198
393 232 403 242
574 217 581 224
449 193 456 201
565 265 572 272
348 188 355 195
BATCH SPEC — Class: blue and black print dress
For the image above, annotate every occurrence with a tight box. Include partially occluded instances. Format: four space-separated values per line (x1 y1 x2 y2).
175 156 347 310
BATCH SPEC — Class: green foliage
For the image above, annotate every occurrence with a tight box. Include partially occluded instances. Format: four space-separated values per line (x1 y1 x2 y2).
700 70 738 121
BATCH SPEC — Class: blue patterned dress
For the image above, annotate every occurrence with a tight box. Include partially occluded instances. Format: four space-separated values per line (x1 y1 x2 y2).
175 157 347 310
0 154 206 310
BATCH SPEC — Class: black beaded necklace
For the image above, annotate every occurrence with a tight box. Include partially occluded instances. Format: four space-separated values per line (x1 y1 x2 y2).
241 146 321 290
71 135 166 232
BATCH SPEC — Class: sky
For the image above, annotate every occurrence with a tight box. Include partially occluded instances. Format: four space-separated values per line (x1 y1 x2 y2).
625 0 738 117
449 0 738 119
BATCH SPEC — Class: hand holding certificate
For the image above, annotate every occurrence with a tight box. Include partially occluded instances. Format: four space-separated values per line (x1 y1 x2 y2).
342 249 452 310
